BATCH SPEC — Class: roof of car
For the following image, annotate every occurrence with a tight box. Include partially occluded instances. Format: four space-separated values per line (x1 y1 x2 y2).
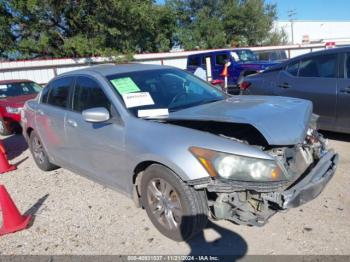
289 46 350 62
0 79 33 85
61 63 172 77
187 48 251 57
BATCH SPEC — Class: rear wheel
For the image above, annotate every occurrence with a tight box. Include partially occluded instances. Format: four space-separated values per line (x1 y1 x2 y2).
29 131 59 171
140 164 208 241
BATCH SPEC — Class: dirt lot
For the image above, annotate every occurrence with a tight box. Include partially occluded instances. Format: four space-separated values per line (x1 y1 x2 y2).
0 132 349 256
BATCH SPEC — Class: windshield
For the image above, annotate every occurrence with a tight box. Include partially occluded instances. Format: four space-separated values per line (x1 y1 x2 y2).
0 82 41 98
231 50 258 62
107 68 226 116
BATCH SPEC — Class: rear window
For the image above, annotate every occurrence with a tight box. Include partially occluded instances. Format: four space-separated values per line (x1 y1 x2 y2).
47 77 73 109
216 54 229 65
0 81 41 98
299 54 337 78
286 61 299 76
257 52 269 61
188 57 200 67
346 53 350 78
201 56 212 65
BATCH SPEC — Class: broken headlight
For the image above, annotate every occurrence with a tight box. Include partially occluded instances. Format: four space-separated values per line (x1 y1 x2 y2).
190 147 287 182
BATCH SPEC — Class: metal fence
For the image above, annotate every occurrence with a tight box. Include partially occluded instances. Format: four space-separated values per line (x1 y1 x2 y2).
1 42 349 85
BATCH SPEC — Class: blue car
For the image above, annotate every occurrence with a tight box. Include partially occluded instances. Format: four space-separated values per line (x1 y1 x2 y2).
186 49 279 94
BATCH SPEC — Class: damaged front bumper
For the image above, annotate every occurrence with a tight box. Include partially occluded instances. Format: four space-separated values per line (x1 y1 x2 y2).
279 151 338 209
189 150 338 226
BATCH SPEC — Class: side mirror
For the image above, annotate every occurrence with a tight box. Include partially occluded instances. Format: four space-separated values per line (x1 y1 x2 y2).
82 107 110 123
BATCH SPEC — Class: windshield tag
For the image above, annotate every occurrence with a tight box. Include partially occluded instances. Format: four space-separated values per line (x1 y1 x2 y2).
138 108 169 118
111 77 140 94
122 92 154 108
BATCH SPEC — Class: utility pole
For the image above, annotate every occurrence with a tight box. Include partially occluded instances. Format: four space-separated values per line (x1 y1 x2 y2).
288 9 297 44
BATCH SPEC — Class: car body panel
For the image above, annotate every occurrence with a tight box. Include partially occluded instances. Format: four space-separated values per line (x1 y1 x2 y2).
186 49 279 87
21 64 335 221
0 80 39 133
168 96 313 146
275 70 337 129
35 103 69 165
336 78 350 132
245 47 350 134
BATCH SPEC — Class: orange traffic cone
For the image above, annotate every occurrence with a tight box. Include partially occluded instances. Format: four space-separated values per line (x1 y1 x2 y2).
0 140 16 174
0 185 32 236
220 64 229 77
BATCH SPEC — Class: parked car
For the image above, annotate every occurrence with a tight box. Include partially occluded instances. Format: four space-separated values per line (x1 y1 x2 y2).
22 64 338 241
0 79 41 135
255 49 288 62
242 47 350 134
186 49 279 94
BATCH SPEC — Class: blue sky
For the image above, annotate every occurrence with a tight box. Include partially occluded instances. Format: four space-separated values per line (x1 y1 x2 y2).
266 0 350 21
157 0 350 21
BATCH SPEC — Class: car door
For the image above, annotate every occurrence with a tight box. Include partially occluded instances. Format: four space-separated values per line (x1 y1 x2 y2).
65 75 127 189
35 77 73 165
276 54 338 130
336 52 350 132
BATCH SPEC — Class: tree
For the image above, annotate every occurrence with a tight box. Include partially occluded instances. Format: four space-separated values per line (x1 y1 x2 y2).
0 0 176 59
0 2 16 59
263 28 288 46
167 0 278 49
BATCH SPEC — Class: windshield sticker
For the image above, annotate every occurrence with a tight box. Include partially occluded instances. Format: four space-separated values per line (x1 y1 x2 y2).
138 108 169 118
0 85 8 90
122 92 154 108
111 77 140 94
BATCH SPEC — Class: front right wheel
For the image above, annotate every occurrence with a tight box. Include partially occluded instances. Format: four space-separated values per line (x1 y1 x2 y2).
140 164 208 241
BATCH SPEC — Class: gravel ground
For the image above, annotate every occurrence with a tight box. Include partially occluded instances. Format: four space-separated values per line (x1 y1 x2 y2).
0 132 349 256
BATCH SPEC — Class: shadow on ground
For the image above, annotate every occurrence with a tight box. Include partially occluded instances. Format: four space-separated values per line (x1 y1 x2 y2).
2 134 28 161
183 216 247 261
24 194 49 228
320 131 350 143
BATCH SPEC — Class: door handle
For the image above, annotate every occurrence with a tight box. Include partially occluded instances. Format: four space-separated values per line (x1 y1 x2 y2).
66 119 78 128
37 109 45 115
340 87 350 94
278 82 291 89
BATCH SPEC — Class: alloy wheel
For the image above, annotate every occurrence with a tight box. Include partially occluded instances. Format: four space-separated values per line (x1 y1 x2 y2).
147 178 183 230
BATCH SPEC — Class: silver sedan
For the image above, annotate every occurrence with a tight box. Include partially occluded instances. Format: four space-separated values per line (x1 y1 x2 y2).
22 64 338 241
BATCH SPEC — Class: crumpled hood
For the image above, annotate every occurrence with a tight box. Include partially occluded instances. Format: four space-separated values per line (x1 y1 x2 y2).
168 96 313 145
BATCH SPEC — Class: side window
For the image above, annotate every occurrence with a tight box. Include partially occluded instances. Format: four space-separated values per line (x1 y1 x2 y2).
299 54 337 78
258 52 269 61
215 54 228 65
345 53 350 78
40 85 50 104
286 61 299 76
73 76 111 113
279 51 287 60
201 56 212 65
47 77 72 108
270 52 278 61
188 57 199 67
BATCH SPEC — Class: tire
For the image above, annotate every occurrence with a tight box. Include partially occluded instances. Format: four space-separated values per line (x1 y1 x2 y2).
0 118 12 136
29 130 59 171
140 164 208 241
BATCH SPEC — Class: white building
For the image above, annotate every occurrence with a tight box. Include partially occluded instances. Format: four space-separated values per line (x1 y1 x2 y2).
275 20 350 45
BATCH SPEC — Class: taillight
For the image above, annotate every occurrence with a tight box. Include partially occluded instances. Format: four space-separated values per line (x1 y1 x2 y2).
239 81 251 90
211 79 224 85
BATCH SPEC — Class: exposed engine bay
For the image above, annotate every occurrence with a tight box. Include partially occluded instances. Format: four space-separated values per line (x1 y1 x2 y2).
163 119 336 226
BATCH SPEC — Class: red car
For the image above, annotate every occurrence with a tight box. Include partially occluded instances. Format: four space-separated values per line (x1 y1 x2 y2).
0 79 41 136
